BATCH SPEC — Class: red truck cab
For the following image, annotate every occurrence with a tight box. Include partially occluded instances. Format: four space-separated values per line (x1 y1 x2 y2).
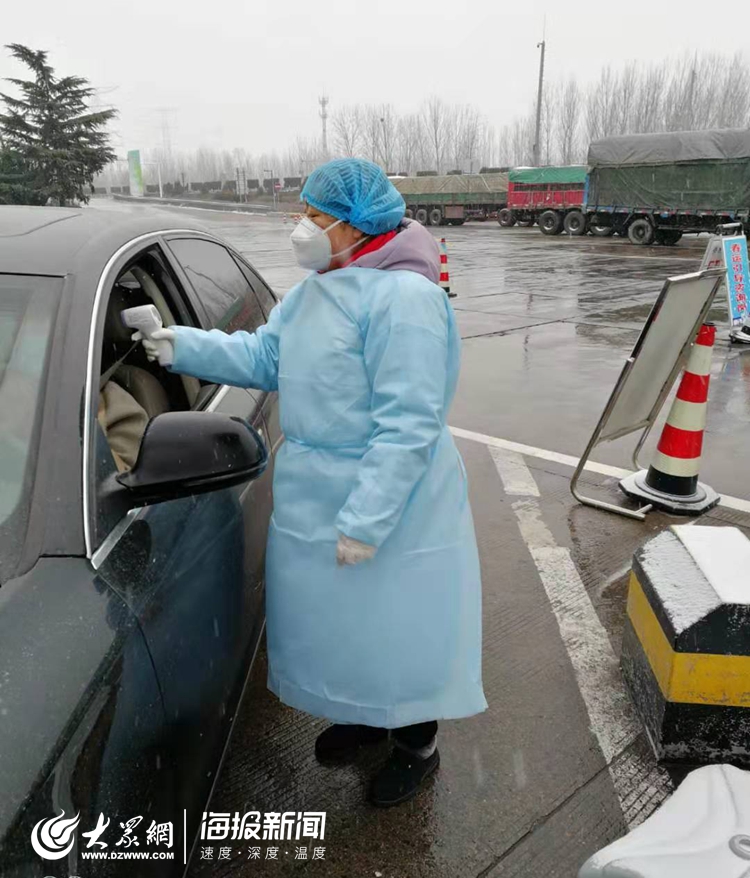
499 166 588 236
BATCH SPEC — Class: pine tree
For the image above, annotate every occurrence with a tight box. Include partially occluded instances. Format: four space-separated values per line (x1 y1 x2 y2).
0 43 117 206
0 146 42 204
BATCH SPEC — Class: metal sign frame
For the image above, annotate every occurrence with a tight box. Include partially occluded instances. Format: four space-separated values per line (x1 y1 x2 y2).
570 267 725 520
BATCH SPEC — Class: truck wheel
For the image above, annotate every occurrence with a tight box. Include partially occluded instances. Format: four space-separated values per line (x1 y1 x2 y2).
498 208 515 227
590 222 614 237
563 210 587 236
415 208 428 226
654 229 683 246
627 218 654 246
429 208 443 226
404 208 414 220
538 210 563 236
517 217 533 227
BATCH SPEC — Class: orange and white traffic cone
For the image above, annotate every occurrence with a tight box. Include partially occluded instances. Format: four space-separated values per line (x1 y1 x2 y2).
620 323 720 514
439 238 456 298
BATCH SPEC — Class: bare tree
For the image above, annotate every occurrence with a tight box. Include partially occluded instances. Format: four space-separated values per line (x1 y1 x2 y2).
378 104 398 171
632 63 666 133
477 122 498 170
459 106 483 172
332 105 362 156
360 106 383 164
395 113 422 175
716 52 750 128
194 147 220 182
586 66 620 141
541 81 558 164
421 97 448 172
510 114 535 166
557 78 582 164
616 63 638 134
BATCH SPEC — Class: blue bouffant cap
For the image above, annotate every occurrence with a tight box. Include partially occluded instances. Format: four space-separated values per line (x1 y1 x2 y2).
301 158 405 235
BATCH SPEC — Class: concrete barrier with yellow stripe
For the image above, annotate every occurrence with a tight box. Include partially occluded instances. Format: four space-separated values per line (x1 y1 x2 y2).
621 525 750 763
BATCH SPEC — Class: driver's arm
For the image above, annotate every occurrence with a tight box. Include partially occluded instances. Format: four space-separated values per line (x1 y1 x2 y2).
98 380 149 472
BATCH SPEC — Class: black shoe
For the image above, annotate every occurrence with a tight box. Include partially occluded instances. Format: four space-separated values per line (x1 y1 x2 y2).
368 746 440 807
315 724 388 762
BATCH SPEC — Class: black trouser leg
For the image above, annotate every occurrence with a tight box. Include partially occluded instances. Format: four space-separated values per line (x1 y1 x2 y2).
392 720 438 750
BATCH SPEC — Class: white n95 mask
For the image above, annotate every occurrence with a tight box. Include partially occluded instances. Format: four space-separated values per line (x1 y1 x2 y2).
290 216 367 270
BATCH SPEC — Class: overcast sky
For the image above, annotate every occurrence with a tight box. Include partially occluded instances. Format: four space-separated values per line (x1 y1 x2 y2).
3 0 750 157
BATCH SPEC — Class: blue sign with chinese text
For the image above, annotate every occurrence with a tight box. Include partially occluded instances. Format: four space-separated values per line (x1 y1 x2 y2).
722 236 750 326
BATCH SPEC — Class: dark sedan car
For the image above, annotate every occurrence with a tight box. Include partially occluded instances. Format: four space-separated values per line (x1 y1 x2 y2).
0 206 281 877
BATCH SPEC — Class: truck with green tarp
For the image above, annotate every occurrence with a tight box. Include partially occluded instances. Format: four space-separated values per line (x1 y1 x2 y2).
585 128 750 245
392 172 509 226
499 166 588 236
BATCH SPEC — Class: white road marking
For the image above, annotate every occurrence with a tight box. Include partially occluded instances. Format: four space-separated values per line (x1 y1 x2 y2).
511 497 639 763
488 446 540 497
489 446 672 827
512 751 528 790
451 425 750 515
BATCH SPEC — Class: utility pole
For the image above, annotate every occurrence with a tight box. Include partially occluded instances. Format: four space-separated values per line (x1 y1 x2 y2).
533 36 546 167
156 107 176 171
319 96 329 156
264 168 277 211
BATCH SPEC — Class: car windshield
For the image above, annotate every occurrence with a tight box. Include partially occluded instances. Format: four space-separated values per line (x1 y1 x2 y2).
0 275 61 583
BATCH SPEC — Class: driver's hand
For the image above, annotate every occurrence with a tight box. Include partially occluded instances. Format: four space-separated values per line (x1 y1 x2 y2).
131 328 176 366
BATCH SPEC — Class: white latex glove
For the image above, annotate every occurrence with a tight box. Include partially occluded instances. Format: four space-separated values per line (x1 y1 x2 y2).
336 533 377 566
131 328 176 366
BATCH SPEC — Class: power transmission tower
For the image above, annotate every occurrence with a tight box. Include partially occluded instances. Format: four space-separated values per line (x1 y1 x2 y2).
319 95 329 155
533 36 546 167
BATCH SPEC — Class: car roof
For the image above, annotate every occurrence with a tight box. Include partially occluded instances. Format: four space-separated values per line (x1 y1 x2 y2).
0 205 208 276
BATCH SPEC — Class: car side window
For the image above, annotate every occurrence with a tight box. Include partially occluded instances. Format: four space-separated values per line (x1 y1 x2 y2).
167 238 265 334
93 245 202 546
231 254 278 320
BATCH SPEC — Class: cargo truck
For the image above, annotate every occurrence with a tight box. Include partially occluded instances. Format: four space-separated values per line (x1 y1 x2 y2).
393 172 509 226
585 128 750 245
498 166 588 235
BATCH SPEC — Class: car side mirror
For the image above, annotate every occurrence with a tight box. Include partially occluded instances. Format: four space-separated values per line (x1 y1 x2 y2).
116 411 268 505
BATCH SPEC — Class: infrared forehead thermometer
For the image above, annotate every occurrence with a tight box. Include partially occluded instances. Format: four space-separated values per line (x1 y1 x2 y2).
121 305 173 363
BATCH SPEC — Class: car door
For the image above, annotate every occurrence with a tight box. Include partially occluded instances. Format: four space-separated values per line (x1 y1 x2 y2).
161 234 276 624
0 272 168 878
229 250 283 461
91 236 270 848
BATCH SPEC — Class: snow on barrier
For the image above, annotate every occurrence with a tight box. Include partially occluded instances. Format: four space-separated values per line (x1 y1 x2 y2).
621 525 750 764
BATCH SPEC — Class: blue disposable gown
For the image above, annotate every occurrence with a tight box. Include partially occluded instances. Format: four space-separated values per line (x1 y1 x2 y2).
167 267 488 727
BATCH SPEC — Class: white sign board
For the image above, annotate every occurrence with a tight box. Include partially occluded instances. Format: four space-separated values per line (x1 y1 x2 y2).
600 271 723 441
571 268 725 519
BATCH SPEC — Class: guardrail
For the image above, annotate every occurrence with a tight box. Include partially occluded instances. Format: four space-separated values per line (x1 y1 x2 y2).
111 194 278 214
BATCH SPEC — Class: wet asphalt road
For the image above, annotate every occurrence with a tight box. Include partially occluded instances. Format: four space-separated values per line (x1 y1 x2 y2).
159 205 748 501
97 201 750 877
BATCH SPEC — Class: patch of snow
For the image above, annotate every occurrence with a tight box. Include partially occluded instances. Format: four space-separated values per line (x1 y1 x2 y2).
674 526 750 606
639 531 718 633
